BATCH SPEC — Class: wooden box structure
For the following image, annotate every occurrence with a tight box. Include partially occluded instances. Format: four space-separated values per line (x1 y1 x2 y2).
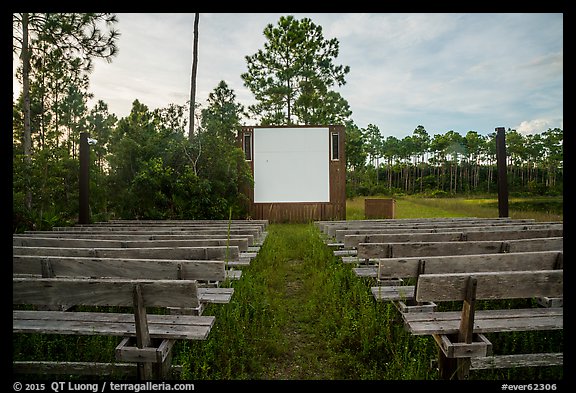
365 198 396 219
239 125 346 223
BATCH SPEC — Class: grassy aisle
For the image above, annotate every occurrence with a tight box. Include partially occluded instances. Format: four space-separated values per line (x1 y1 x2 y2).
251 224 336 379
177 223 436 380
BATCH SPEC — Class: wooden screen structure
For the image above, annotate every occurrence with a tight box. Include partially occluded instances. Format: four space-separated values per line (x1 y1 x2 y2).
239 125 346 223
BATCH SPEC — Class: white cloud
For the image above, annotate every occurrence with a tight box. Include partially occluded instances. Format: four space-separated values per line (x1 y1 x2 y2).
516 119 563 135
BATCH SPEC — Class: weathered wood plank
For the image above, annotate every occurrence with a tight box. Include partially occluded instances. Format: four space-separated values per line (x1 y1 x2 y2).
353 266 378 278
377 251 562 279
13 277 200 308
325 218 540 237
341 256 362 264
316 218 473 231
323 217 532 228
82 220 267 228
197 287 234 304
51 226 262 235
470 353 563 370
371 285 416 301
415 270 563 302
13 361 138 377
13 360 185 378
344 228 563 248
13 310 215 340
346 232 464 247
226 269 242 280
13 245 240 260
333 249 357 256
508 237 563 252
60 222 265 228
226 260 250 267
115 337 174 364
18 232 256 245
403 308 563 335
334 223 562 242
26 229 266 245
358 238 562 259
404 307 563 322
433 333 492 359
13 236 250 252
14 255 228 282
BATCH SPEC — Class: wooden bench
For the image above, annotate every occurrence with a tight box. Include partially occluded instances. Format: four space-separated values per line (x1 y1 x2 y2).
12 245 254 267
27 232 264 253
84 219 268 230
48 226 266 247
13 235 250 252
402 269 563 379
320 218 539 239
17 232 257 247
13 255 241 315
13 276 215 379
51 225 263 236
353 237 563 263
368 251 563 312
343 227 563 249
331 222 562 243
316 218 537 236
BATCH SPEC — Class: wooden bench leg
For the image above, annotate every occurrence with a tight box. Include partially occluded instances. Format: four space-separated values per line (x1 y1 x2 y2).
437 276 477 380
436 344 474 380
438 349 458 380
133 284 154 380
457 358 472 380
455 276 477 380
153 340 174 379
116 338 176 380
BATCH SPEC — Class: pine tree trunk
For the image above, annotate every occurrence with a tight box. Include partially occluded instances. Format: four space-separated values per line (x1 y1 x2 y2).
188 13 199 140
21 13 33 210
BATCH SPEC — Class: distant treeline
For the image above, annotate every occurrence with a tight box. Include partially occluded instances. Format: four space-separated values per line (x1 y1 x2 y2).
344 124 563 198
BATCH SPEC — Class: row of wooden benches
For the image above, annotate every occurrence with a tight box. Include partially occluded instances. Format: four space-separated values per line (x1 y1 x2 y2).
13 219 268 380
317 217 563 380
319 217 556 241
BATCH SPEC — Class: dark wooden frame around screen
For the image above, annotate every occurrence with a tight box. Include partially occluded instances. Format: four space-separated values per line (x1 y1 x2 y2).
238 125 346 223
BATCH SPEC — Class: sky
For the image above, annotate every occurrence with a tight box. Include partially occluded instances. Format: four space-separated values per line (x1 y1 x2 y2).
13 12 564 139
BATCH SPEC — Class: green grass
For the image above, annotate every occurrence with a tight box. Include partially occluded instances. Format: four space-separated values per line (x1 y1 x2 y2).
347 195 563 222
175 224 437 380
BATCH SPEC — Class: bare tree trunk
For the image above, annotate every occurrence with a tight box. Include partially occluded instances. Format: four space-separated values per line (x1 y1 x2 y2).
420 156 424 193
188 13 199 140
21 13 33 210
388 159 392 191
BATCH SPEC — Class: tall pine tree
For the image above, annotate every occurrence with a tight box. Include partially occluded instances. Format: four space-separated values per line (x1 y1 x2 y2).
241 15 351 126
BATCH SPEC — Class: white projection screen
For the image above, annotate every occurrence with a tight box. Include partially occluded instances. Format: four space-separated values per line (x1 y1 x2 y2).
253 127 330 203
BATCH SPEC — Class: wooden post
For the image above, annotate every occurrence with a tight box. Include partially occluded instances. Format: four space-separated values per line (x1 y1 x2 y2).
437 348 458 380
456 276 477 380
437 276 477 380
414 260 426 306
79 132 90 224
495 127 509 218
133 284 154 380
